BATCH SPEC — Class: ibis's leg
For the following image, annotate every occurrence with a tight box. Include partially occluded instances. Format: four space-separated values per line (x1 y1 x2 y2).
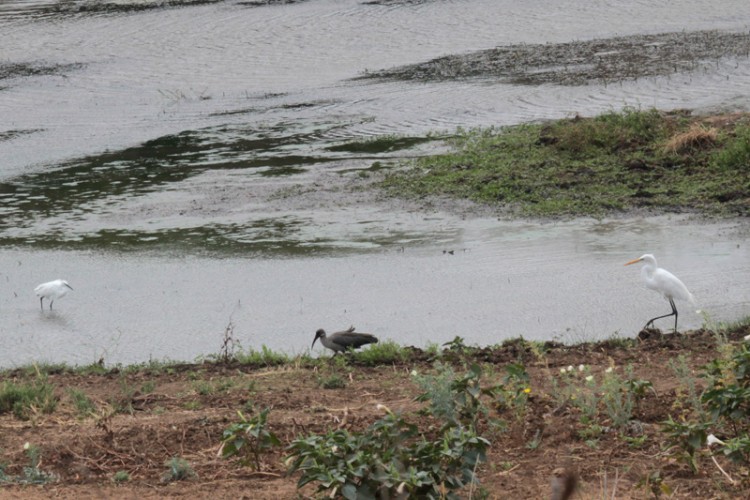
645 298 678 331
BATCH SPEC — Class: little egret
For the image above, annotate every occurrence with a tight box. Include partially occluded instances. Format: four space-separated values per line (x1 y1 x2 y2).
34 279 73 311
312 326 378 354
625 254 695 332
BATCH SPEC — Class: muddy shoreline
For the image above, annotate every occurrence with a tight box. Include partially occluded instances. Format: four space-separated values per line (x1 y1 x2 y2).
360 30 750 86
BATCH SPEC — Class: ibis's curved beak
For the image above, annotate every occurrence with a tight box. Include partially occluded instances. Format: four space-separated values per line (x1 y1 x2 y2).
624 258 641 266
312 333 320 349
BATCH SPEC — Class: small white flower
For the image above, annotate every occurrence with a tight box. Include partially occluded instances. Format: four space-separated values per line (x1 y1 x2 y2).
605 367 613 374
744 334 750 342
410 369 418 376
23 442 30 451
560 367 567 374
332 445 339 453
567 365 574 372
578 364 585 372
707 434 725 447
585 375 594 382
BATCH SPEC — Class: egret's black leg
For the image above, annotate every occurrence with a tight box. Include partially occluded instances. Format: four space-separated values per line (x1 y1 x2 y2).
50 300 54 310
39 297 44 311
644 298 678 331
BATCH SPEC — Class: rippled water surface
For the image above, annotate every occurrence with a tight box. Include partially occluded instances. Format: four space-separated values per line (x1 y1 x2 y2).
1 0 749 367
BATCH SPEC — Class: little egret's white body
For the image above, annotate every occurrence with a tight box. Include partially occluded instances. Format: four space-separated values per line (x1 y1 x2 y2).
34 279 73 310
625 254 695 332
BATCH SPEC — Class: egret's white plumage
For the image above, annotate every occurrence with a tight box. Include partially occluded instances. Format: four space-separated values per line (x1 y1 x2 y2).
625 254 695 331
34 279 73 310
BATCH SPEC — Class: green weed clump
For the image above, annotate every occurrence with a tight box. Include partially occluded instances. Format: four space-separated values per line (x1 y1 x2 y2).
162 457 196 483
0 377 57 420
67 388 96 417
112 470 130 483
235 345 291 367
286 363 495 499
220 408 280 470
0 443 56 485
351 339 409 365
286 408 488 499
662 332 750 473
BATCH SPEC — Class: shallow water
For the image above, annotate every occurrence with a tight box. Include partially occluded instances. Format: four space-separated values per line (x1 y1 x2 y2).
3 0 750 173
1 0 750 367
2 215 749 368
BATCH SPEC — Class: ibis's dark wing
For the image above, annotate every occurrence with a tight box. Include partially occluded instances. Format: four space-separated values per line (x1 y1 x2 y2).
331 331 378 349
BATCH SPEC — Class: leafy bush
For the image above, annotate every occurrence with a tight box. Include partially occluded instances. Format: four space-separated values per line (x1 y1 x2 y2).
220 408 280 470
700 343 750 464
661 417 709 473
661 341 750 471
414 362 499 429
286 410 488 499
496 362 531 420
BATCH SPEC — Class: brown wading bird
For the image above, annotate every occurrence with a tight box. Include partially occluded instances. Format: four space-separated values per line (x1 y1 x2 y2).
312 326 378 354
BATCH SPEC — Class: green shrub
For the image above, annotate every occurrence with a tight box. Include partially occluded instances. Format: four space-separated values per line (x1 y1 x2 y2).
286 410 488 499
414 362 499 429
220 408 280 470
714 126 750 170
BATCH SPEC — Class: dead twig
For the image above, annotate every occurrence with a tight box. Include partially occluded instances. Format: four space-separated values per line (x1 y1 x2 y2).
710 455 735 485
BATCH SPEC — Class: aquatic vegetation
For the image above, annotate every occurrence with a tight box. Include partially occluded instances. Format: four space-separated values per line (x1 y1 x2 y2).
382 108 750 216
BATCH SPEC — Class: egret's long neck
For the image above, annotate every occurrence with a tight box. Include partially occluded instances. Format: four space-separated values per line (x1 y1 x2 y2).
641 263 655 282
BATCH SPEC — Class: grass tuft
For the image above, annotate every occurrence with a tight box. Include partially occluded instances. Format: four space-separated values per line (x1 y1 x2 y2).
351 340 409 365
0 376 57 420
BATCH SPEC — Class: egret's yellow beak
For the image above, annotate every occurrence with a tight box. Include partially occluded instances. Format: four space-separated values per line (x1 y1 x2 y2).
624 258 642 266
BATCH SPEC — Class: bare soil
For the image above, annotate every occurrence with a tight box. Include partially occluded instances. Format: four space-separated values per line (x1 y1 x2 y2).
1 327 749 499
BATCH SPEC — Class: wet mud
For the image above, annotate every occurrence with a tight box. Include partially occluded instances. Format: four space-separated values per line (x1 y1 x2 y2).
0 62 83 82
41 0 222 15
361 30 750 85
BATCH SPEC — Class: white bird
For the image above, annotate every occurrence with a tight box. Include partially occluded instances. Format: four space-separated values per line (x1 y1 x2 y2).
625 254 695 332
34 279 73 311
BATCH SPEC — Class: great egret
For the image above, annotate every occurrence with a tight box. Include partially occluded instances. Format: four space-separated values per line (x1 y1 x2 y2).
34 279 73 311
312 326 379 354
625 254 695 332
